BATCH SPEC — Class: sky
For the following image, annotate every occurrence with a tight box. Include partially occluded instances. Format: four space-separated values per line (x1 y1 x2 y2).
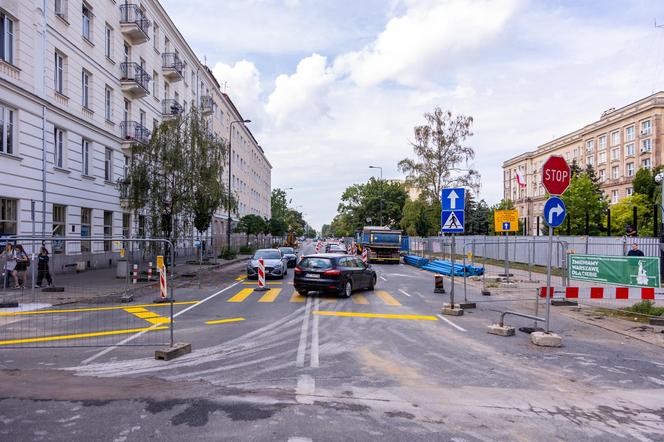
162 0 664 230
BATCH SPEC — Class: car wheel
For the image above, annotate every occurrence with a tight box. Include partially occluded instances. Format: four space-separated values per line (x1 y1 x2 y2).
368 275 376 291
298 289 308 296
342 280 352 298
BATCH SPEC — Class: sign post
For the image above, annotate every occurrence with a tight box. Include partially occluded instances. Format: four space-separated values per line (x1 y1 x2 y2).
441 188 465 316
494 209 519 283
541 156 571 341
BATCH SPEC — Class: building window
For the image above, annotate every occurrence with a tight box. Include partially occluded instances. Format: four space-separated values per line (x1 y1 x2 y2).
139 110 146 127
54 0 67 19
627 187 633 197
152 118 158 132
53 127 65 168
152 71 158 97
105 86 112 121
0 11 14 65
626 162 634 176
81 139 90 175
81 70 90 108
104 147 112 181
626 143 635 156
573 147 578 158
122 213 130 239
153 23 159 51
81 207 91 253
641 139 651 153
585 139 594 153
103 211 112 251
586 156 594 166
81 3 92 40
625 125 635 141
598 169 605 182
610 130 620 146
612 190 619 204
611 166 619 179
643 158 652 170
54 51 65 94
598 151 606 164
104 25 112 59
53 204 66 254
0 105 14 155
598 135 606 150
0 197 17 235
611 148 619 161
123 98 130 122
641 120 651 136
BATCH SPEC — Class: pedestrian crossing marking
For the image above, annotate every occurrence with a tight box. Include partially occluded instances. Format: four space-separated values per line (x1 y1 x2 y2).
258 288 282 303
374 290 402 306
227 288 255 303
353 294 369 305
145 317 170 325
206 317 246 325
133 311 161 319
124 307 148 313
290 291 306 303
123 307 171 325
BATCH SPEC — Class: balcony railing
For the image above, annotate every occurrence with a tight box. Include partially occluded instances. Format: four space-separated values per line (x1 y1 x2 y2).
162 52 184 81
120 62 151 96
162 99 183 118
120 121 151 145
201 95 214 115
119 4 151 44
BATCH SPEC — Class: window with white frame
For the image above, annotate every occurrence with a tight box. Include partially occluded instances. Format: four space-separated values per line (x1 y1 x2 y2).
641 120 651 136
587 155 594 166
81 3 92 40
599 151 606 164
610 130 620 146
104 86 112 121
641 138 651 153
53 127 65 168
54 0 67 18
80 207 91 252
626 125 635 141
573 147 578 158
104 25 112 59
611 148 619 161
612 165 619 179
612 190 619 204
627 187 633 197
81 70 90 108
0 198 17 235
0 11 14 65
81 138 90 175
103 211 112 251
54 51 65 94
599 169 606 182
153 23 159 51
598 135 606 150
586 139 594 153
626 142 635 156
626 162 634 176
643 158 652 170
0 104 15 155
104 147 112 181
152 71 158 97
52 204 66 254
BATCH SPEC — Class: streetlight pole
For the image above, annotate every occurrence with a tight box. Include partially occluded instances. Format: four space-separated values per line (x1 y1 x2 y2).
227 119 251 253
369 165 383 226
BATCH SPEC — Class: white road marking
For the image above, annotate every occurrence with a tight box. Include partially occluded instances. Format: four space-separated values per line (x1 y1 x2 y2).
310 298 320 368
288 438 312 442
379 275 387 281
81 280 243 365
398 289 411 297
296 297 312 368
437 314 467 332
296 374 315 405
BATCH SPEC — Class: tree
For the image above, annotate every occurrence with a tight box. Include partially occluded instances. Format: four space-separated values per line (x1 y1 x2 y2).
330 214 354 237
400 199 432 237
560 172 608 235
610 194 653 237
466 197 490 235
235 214 267 246
321 224 332 237
271 188 289 221
398 107 480 205
267 217 288 237
337 178 407 230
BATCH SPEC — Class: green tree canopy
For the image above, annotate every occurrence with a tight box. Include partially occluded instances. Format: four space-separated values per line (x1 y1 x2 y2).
609 194 653 237
400 199 432 236
560 172 608 235
337 178 407 230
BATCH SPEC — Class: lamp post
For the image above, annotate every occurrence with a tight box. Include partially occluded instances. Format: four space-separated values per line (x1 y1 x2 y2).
227 119 251 253
656 172 664 279
369 165 383 226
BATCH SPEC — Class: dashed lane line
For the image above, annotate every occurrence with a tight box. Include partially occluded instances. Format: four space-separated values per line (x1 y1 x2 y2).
296 297 313 368
437 314 467 332
313 311 438 321
205 317 246 325
310 298 320 368
398 289 412 297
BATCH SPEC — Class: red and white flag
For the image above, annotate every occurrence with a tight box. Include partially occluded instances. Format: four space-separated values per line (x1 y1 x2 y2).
516 169 526 188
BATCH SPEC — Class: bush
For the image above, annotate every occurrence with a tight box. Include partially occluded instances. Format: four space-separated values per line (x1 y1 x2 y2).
219 248 237 260
626 300 664 317
239 245 254 255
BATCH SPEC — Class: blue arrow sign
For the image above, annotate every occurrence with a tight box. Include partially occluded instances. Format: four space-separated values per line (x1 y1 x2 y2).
544 196 566 228
441 188 465 211
502 222 511 231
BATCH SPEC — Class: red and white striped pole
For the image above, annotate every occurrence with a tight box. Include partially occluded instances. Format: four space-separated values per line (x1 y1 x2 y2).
256 257 268 291
159 264 168 300
147 262 153 281
362 247 368 264
132 264 138 284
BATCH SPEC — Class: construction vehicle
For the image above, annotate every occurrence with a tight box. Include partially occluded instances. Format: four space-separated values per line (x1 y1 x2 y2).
356 226 402 263
284 229 299 248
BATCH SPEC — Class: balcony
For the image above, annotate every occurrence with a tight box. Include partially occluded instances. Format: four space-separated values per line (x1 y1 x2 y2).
116 178 131 208
119 4 151 45
201 95 214 115
162 99 183 119
120 121 151 150
162 52 184 82
120 62 151 98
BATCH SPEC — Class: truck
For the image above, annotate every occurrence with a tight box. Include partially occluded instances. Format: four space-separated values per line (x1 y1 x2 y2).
356 226 402 263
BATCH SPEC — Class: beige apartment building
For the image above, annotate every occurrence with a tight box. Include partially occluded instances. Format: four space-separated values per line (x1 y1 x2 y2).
503 92 663 235
0 0 271 261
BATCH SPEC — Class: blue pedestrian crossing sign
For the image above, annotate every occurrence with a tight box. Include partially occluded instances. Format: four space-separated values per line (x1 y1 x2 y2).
544 196 566 228
441 187 465 233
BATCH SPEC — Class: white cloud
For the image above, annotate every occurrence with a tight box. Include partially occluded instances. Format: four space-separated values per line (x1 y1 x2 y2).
212 60 262 117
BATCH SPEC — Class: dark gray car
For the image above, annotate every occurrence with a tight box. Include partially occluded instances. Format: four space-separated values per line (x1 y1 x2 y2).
278 247 298 268
246 249 288 279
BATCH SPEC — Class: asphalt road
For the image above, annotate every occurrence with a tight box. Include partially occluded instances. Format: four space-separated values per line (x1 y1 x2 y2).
1 240 664 441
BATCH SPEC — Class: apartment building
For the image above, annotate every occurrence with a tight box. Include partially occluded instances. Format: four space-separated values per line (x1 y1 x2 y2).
503 92 663 234
0 1 271 260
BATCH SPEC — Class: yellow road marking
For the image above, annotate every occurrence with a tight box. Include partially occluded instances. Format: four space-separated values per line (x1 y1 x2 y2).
313 311 438 321
290 291 306 303
352 294 369 305
124 307 148 313
227 288 255 303
242 281 283 285
235 275 247 281
132 311 161 319
375 290 402 306
0 301 199 316
258 288 282 303
0 326 168 346
205 317 246 325
145 317 171 324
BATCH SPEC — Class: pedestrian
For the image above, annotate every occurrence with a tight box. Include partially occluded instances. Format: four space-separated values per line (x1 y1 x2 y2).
627 242 644 257
36 246 53 288
13 244 29 288
1 243 17 288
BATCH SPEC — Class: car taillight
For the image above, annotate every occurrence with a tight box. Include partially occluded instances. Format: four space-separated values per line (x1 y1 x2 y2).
323 269 341 277
294 266 303 274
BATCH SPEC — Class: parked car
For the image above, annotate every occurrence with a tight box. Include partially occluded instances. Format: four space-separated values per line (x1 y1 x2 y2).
294 254 376 297
278 247 298 268
246 249 289 280
325 243 347 254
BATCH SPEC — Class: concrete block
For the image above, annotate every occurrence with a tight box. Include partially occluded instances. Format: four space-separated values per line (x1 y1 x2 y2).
41 287 65 292
487 324 515 336
530 331 562 347
120 294 134 303
153 297 173 303
649 317 664 326
552 300 577 307
155 342 191 361
0 301 19 308
459 302 476 309
441 306 464 316
481 289 491 296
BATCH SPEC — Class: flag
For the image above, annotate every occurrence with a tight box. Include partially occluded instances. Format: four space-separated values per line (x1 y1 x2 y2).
516 169 526 188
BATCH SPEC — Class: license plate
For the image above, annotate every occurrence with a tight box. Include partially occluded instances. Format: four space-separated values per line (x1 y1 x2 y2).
305 273 320 279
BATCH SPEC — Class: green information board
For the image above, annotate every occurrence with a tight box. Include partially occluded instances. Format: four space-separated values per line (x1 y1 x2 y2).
568 254 661 288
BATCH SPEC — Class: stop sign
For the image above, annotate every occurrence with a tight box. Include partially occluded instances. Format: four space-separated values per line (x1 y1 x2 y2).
542 155 571 195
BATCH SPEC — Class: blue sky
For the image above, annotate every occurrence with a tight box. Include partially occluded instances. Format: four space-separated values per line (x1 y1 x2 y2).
162 0 664 230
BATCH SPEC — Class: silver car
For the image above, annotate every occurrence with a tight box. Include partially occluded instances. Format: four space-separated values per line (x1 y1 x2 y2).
246 249 289 280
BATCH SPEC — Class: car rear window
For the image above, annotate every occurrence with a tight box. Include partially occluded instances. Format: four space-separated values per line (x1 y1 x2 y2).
279 248 294 254
253 250 282 260
299 257 333 270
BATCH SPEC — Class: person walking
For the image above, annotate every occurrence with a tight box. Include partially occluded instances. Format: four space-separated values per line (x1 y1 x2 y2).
627 242 644 257
36 246 53 288
13 244 29 288
1 243 17 288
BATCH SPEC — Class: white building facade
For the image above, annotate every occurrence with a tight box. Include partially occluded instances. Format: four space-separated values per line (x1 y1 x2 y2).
0 0 271 261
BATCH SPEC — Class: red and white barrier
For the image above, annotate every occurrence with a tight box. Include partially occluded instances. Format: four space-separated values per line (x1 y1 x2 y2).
540 286 664 301
258 258 266 289
132 264 138 285
361 248 368 264
147 262 153 281
159 264 168 300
